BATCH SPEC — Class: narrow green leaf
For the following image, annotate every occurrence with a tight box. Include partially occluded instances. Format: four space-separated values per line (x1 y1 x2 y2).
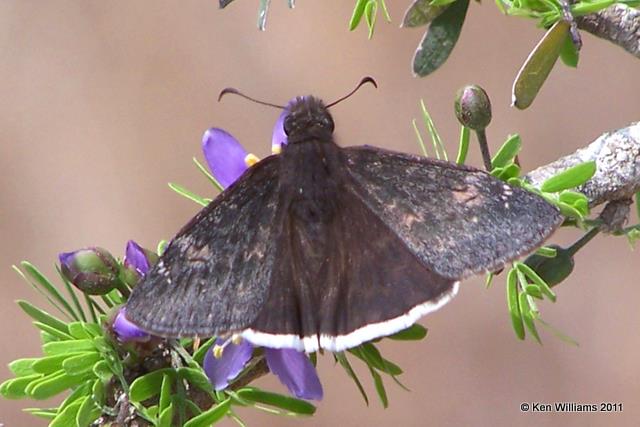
412 0 470 77
0 374 42 399
256 0 270 31
63 352 102 376
349 344 403 376
23 407 58 420
421 99 448 161
68 322 91 340
43 339 95 356
524 284 543 299
512 20 570 109
33 353 84 374
20 261 79 320
368 366 388 408
516 262 557 302
491 134 522 168
193 337 216 365
91 378 105 406
237 388 316 415
92 360 113 383
537 318 579 346
130 369 175 403
387 324 428 341
17 300 69 334
76 394 101 427
159 374 173 413
535 246 558 258
32 321 72 341
365 0 378 39
541 161 596 193
57 266 87 322
335 353 369 405
178 367 212 393
350 0 369 30
456 125 470 164
401 0 448 28
8 358 38 377
380 0 391 21
184 398 231 427
50 399 84 427
519 292 542 344
193 157 224 192
507 268 525 340
29 370 93 400
559 32 579 67
158 403 174 427
58 380 92 412
412 119 429 157
168 183 209 207
84 294 100 323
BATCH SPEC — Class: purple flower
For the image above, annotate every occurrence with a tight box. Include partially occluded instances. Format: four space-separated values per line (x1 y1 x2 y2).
112 307 151 342
203 102 293 184
204 339 323 400
59 247 120 295
202 128 250 189
123 240 157 277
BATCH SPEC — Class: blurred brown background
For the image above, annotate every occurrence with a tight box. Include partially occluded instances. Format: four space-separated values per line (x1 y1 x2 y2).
1 1 638 426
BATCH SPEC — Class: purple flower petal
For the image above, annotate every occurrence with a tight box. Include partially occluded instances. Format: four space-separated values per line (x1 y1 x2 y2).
271 110 287 153
265 348 323 400
202 128 248 189
114 308 150 342
204 339 254 391
124 240 151 276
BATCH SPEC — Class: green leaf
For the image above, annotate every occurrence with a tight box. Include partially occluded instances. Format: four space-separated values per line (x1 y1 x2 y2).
63 352 102 376
9 358 38 377
387 324 428 340
17 300 69 335
33 353 83 374
23 407 58 420
130 369 175 403
43 339 95 356
159 374 173 413
237 388 316 415
507 268 525 340
516 262 557 302
92 360 113 382
401 0 448 28
537 318 579 346
420 100 448 161
559 32 579 67
50 399 84 427
193 157 224 192
58 266 87 322
519 292 542 344
541 161 596 193
349 343 403 376
535 246 558 258
0 374 42 399
349 0 368 30
19 261 79 320
368 365 388 408
512 20 570 109
412 0 470 77
91 378 105 406
33 321 73 341
491 134 522 168
76 394 101 427
29 370 93 400
168 183 209 207
158 402 174 427
335 353 369 405
365 0 378 39
178 367 213 393
58 380 92 412
193 337 216 365
524 284 543 299
183 398 231 427
456 125 470 164
68 322 91 340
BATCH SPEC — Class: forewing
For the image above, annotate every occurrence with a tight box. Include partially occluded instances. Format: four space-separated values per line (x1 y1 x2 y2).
344 146 562 279
126 155 282 337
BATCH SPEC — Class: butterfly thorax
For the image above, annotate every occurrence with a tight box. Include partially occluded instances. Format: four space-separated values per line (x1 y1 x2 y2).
283 96 335 144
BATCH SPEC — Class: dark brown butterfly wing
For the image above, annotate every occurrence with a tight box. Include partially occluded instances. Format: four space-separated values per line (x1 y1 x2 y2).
343 145 563 279
126 155 283 337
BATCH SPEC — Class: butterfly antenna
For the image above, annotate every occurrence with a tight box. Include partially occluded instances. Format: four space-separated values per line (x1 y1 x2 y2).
326 76 377 108
218 87 285 109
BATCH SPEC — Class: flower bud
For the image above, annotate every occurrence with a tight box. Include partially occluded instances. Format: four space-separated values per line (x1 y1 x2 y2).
59 247 120 295
122 240 158 285
454 85 492 130
524 245 574 287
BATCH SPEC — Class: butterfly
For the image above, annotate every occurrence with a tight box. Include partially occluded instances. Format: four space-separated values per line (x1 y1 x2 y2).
126 80 561 353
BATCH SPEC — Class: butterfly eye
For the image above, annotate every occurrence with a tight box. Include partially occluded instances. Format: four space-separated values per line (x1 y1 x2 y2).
322 115 334 132
283 115 294 136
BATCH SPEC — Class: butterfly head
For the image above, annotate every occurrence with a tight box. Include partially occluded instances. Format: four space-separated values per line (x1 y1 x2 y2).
283 96 335 143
